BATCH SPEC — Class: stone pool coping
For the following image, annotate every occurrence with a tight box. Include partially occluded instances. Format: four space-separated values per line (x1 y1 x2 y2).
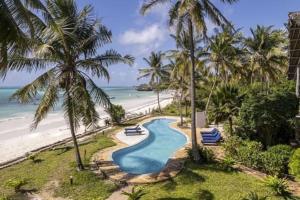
91 116 192 184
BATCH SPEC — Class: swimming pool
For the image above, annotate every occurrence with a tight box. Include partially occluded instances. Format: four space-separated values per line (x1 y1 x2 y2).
112 118 187 175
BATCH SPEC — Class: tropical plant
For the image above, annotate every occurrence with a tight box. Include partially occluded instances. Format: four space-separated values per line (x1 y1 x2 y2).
204 28 243 112
244 25 287 84
10 0 133 170
4 178 27 193
264 176 290 197
235 82 298 147
0 0 48 77
186 145 215 163
105 104 126 125
122 187 146 200
289 148 300 179
241 191 268 200
141 0 238 162
138 51 169 112
210 84 243 135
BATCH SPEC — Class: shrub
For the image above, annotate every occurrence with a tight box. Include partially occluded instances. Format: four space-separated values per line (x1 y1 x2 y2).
264 176 290 196
105 104 125 124
260 145 293 176
236 141 263 169
187 146 214 163
222 136 243 158
222 156 235 171
289 148 300 179
241 191 268 200
121 186 146 200
4 178 27 193
235 82 298 147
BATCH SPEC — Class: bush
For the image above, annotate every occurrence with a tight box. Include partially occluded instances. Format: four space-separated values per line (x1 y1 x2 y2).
222 156 235 171
235 82 298 147
121 186 146 200
264 176 290 196
4 178 27 193
236 141 263 169
289 148 300 179
222 136 243 158
105 104 125 124
260 145 293 176
187 146 215 163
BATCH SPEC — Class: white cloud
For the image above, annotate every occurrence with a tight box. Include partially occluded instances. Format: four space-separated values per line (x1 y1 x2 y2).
119 24 166 45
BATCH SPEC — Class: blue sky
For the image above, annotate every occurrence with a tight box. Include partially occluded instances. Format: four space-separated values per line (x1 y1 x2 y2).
2 0 300 87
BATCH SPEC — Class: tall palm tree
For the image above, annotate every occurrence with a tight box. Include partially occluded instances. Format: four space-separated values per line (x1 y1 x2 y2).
0 0 48 77
210 84 242 135
138 51 169 112
204 28 243 112
244 25 287 84
141 0 238 162
10 0 134 170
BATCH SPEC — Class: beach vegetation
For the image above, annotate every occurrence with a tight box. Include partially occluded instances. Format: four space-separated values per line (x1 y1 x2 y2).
9 0 133 170
105 104 126 125
138 51 170 113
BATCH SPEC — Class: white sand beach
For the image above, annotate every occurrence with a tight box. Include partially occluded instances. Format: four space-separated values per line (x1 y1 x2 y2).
0 93 173 164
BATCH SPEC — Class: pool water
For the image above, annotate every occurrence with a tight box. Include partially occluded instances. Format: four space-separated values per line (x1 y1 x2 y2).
112 118 187 174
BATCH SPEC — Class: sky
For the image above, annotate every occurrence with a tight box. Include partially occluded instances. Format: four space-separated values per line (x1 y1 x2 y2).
1 0 300 87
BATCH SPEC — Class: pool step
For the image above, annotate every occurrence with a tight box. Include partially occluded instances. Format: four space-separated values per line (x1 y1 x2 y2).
100 165 121 174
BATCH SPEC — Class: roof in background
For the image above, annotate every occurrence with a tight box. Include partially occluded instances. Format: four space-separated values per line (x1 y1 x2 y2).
288 12 300 80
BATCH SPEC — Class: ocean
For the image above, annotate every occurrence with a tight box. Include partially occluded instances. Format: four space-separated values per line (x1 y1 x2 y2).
0 87 157 120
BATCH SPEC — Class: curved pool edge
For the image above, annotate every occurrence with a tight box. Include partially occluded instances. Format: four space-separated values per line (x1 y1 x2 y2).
91 116 191 184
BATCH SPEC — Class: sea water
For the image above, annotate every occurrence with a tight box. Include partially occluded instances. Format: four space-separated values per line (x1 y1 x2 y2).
0 87 156 120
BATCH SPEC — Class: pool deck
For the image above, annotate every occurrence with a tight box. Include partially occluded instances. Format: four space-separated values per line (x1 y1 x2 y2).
91 116 191 184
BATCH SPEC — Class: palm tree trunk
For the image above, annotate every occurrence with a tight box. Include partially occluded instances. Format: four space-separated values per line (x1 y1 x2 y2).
205 76 217 113
157 90 161 113
67 91 84 171
188 18 200 163
185 98 188 117
179 78 184 126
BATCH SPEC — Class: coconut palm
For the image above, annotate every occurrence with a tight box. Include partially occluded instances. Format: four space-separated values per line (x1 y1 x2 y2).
138 51 169 112
0 0 48 77
204 28 243 112
210 84 243 135
141 0 238 162
10 0 134 170
244 25 287 84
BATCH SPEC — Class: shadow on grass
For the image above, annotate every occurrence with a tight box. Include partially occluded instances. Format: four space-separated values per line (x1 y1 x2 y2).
177 168 205 184
187 162 238 175
197 189 214 200
32 158 44 164
157 198 191 200
161 177 178 191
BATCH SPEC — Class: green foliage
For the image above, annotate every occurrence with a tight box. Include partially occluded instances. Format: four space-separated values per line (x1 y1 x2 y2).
222 156 235 171
4 178 27 193
235 81 298 146
106 104 126 124
25 152 37 163
241 191 269 200
187 146 215 163
223 138 294 176
122 187 146 200
236 141 263 169
263 176 290 196
210 84 243 135
289 148 300 179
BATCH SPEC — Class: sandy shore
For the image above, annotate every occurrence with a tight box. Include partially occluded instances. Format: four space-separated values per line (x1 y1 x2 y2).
0 93 173 164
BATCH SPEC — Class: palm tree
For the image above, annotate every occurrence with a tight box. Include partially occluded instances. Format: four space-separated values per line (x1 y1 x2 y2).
204 28 243 112
10 0 134 170
244 25 287 84
210 84 242 135
141 0 238 162
138 51 169 113
122 187 146 200
0 0 48 77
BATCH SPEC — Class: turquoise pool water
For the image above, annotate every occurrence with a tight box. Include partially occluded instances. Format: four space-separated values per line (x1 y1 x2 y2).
112 118 187 175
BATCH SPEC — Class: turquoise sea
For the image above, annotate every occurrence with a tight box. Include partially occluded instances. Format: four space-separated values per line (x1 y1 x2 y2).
0 87 156 120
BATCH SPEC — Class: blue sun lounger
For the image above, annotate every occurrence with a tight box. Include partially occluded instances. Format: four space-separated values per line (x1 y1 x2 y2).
125 125 141 131
201 128 222 144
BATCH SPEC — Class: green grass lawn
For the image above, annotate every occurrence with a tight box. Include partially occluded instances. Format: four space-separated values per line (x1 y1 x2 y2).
0 131 117 200
141 162 291 200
